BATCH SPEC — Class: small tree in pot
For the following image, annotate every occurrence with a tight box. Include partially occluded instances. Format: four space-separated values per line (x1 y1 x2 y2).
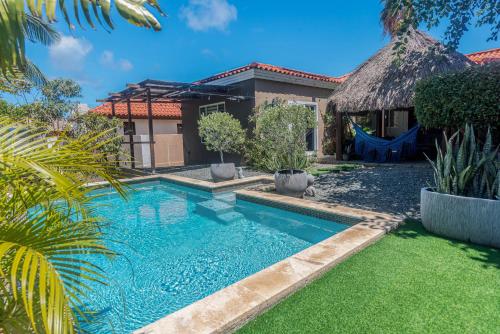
254 102 316 197
198 112 245 181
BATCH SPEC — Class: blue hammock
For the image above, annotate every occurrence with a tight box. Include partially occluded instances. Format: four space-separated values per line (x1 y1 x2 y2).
352 123 420 162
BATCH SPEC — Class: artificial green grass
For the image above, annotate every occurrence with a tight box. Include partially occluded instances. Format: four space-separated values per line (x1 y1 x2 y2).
307 164 360 176
239 220 500 334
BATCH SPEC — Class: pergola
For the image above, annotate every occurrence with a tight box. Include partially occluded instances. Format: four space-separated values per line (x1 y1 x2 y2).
98 79 251 172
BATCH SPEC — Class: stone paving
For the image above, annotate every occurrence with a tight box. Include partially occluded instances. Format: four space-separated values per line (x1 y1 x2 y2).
311 163 433 217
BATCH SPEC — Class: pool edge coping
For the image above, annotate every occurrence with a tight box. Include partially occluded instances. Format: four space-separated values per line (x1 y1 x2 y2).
134 188 401 334
86 174 274 193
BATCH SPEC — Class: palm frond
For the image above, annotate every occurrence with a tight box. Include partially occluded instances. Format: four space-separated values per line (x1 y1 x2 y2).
23 13 60 45
0 0 164 80
0 117 126 333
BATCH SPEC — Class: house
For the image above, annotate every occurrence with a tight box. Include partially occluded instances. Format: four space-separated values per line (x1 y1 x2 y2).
90 46 499 169
182 62 345 164
91 102 184 168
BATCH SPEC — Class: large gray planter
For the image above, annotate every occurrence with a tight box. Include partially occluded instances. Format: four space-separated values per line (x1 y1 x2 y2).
210 163 236 182
274 170 308 198
421 188 500 248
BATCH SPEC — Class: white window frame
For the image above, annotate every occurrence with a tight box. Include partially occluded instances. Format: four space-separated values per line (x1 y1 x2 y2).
288 100 319 153
199 102 225 116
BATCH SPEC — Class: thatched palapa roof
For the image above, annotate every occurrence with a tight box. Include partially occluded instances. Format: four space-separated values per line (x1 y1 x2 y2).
330 30 472 113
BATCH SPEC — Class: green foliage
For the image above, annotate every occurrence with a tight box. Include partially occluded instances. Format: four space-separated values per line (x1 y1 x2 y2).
249 102 316 172
69 112 123 161
2 78 83 132
306 164 360 177
381 0 499 49
0 0 164 78
39 78 81 125
427 124 499 199
414 64 500 133
0 117 125 333
321 105 355 156
198 112 246 163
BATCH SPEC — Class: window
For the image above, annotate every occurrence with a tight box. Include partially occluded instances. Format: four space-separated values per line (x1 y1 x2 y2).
176 123 183 134
123 122 136 135
288 101 318 152
199 102 225 116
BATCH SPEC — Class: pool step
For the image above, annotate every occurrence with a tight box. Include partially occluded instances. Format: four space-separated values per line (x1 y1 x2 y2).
213 192 236 205
216 211 245 224
196 200 234 218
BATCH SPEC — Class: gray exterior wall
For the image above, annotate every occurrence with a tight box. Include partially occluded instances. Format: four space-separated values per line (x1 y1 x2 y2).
181 79 255 165
254 79 334 158
181 77 336 165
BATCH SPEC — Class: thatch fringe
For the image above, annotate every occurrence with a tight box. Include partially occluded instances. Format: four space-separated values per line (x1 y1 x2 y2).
330 30 472 113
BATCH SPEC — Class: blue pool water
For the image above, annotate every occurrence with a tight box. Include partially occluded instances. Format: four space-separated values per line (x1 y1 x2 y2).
81 181 348 333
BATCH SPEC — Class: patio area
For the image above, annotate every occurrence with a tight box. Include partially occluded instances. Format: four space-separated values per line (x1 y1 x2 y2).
312 163 432 217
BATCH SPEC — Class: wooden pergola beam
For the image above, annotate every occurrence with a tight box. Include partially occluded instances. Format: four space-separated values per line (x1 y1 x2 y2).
146 88 156 173
126 99 135 169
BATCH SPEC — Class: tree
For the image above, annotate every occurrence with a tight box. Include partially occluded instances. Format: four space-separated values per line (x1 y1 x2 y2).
69 112 123 161
198 112 246 163
0 117 125 333
251 102 316 172
381 0 499 49
0 0 164 79
9 78 82 132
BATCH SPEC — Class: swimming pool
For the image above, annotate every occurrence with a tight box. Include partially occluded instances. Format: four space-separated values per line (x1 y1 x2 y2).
81 181 348 333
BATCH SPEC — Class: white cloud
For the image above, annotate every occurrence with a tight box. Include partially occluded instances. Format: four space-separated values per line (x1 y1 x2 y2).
118 59 133 71
49 35 92 72
201 48 216 57
180 0 237 32
99 50 133 71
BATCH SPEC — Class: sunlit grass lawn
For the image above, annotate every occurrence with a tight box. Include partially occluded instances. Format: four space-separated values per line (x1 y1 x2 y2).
239 219 500 334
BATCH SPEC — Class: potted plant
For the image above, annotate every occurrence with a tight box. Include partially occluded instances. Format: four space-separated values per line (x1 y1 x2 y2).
198 112 246 182
421 125 500 248
253 102 316 197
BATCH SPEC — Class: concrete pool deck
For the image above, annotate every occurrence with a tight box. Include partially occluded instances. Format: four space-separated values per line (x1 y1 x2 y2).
122 176 400 334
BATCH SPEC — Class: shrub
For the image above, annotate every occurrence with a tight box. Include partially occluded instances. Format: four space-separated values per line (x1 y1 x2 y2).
414 63 500 133
69 112 123 162
251 102 316 172
322 103 355 156
198 112 245 163
427 124 499 199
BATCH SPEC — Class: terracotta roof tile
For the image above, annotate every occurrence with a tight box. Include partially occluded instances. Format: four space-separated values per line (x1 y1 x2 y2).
466 48 500 64
197 62 345 84
90 102 182 120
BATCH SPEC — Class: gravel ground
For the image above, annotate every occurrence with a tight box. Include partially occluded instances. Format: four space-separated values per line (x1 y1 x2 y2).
311 164 433 218
170 166 266 181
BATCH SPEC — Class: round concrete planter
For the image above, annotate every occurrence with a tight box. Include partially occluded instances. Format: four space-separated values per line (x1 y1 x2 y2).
210 163 236 182
274 170 308 198
421 188 500 248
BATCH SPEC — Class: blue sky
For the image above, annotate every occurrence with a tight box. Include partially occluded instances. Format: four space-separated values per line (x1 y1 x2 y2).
17 0 500 106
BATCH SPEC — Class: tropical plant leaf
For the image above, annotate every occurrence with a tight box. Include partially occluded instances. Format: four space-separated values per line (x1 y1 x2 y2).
0 117 126 333
0 0 164 80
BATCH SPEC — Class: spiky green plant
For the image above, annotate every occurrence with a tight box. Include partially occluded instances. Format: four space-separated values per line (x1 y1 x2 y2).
0 117 125 333
427 124 499 199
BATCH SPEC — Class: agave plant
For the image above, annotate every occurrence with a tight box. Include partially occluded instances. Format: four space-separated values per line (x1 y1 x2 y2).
427 124 499 200
0 117 126 333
